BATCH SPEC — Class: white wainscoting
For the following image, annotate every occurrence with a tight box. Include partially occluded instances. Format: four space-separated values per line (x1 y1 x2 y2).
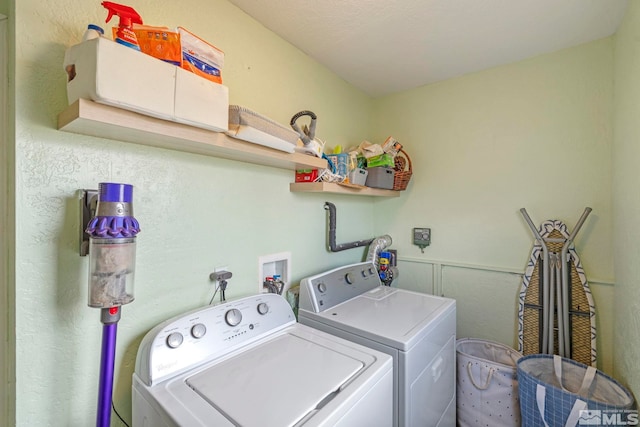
395 257 615 374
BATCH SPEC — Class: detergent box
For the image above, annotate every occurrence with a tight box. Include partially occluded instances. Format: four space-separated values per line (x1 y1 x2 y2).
295 169 319 182
326 153 349 179
64 37 228 132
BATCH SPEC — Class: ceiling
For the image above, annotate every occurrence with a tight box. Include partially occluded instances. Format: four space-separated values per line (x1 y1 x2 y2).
228 0 629 97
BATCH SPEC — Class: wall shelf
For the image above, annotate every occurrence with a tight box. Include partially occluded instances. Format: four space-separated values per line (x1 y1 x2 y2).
57 99 327 171
290 182 400 197
58 100 402 197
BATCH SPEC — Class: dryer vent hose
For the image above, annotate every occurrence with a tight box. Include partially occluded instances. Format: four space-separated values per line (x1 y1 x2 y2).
324 202 374 252
365 235 393 269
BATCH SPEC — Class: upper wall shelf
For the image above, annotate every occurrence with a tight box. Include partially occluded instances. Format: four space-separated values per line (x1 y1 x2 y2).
57 99 327 171
57 100 402 197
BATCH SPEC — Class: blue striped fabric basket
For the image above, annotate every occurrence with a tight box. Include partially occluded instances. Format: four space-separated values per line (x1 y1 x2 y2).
517 354 635 427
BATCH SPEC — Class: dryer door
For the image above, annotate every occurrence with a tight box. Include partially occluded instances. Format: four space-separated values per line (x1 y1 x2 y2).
407 335 456 426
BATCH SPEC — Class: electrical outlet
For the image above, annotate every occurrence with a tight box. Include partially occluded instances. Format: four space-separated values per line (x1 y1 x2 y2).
210 266 229 284
208 266 233 305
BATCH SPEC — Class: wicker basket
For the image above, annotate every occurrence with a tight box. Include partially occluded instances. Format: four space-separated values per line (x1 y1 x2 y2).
393 148 412 191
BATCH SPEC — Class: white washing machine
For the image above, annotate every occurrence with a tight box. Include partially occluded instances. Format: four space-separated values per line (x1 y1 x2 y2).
298 261 456 427
133 293 393 427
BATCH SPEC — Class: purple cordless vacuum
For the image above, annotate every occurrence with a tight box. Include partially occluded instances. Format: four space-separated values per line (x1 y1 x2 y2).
85 183 140 427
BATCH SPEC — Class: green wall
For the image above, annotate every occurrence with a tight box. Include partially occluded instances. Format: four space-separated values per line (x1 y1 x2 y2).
371 38 616 374
6 0 639 425
372 39 613 278
613 0 640 399
12 0 374 425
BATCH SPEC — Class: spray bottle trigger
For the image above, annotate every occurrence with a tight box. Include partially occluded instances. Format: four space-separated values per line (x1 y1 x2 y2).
104 9 115 23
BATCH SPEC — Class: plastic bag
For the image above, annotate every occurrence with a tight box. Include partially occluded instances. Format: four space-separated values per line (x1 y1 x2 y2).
178 27 224 84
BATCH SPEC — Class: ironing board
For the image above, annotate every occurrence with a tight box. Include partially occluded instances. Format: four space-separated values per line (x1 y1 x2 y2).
518 219 596 367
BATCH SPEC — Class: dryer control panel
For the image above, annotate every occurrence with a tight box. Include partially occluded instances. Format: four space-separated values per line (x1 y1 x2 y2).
134 293 296 386
299 261 382 313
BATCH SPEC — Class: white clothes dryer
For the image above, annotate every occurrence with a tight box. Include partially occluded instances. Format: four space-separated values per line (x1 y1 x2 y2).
133 293 393 427
298 261 456 427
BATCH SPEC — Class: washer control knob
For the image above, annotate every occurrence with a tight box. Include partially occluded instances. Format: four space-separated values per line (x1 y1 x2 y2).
317 283 327 293
225 308 242 327
345 273 354 284
369 267 376 276
191 323 207 339
166 332 184 348
257 302 269 315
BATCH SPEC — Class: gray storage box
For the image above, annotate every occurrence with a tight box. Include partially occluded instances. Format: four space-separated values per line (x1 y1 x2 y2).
365 167 395 189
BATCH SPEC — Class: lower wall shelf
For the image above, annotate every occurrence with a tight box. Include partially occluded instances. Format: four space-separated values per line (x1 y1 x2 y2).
289 182 400 197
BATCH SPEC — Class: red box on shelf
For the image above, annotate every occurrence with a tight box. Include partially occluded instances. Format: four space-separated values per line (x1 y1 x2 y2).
295 169 319 182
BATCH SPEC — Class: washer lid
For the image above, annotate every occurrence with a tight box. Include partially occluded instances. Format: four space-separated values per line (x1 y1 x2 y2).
314 287 454 351
185 333 364 427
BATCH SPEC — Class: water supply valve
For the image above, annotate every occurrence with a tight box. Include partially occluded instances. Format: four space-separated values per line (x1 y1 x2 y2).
263 275 285 295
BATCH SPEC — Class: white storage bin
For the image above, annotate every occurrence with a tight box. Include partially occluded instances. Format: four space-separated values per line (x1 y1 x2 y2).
64 37 228 132
174 66 228 132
